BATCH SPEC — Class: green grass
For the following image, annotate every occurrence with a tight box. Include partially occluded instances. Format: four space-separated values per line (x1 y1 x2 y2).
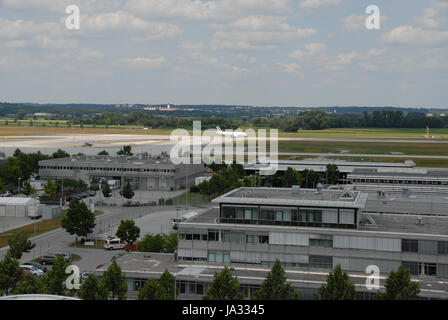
0 211 104 249
276 141 448 156
277 128 448 140
170 192 210 206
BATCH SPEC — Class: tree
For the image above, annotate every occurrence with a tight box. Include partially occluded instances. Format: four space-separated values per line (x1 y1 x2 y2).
44 179 58 197
0 251 22 295
101 258 127 300
78 274 108 300
102 181 112 198
281 167 303 188
116 220 140 245
61 200 96 243
162 233 178 253
318 265 356 300
44 255 70 296
13 274 47 295
326 164 340 185
52 149 70 159
158 269 176 300
117 145 133 156
120 182 135 201
98 150 109 155
301 110 330 130
16 109 26 120
22 180 36 196
253 260 300 300
139 234 166 253
138 278 165 300
7 233 36 259
203 267 243 300
375 265 420 300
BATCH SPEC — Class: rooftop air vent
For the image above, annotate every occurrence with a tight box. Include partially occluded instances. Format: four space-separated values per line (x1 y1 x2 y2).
291 185 300 194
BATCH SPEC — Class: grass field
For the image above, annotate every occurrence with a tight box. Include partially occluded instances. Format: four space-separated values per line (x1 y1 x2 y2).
276 140 448 156
277 128 448 140
0 121 447 140
170 192 210 206
0 211 103 249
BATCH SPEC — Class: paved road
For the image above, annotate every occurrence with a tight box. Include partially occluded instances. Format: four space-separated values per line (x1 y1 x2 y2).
0 204 209 272
244 152 448 159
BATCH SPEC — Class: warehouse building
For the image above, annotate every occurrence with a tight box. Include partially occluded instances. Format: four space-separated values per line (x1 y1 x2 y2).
0 197 40 218
38 154 206 191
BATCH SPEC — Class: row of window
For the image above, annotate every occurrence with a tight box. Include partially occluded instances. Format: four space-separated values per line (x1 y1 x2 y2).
402 261 437 276
220 206 356 229
179 230 333 247
221 206 324 223
402 239 448 255
175 281 260 299
351 178 448 185
179 230 270 244
39 165 176 173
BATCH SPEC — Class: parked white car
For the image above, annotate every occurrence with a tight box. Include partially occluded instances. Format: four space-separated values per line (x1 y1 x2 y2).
104 237 126 250
20 265 44 277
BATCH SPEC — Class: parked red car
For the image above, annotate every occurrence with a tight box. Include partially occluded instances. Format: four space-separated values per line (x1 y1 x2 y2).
124 243 139 252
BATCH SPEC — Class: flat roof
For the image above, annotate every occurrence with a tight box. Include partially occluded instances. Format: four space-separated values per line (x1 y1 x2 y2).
364 192 448 216
93 252 448 299
349 168 448 178
212 187 368 209
39 155 178 166
188 193 448 236
0 197 37 205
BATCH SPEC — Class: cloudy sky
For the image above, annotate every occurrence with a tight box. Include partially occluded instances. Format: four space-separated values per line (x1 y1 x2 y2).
0 0 447 107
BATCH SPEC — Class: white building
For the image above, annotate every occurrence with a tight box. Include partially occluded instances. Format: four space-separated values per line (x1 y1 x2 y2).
0 197 40 218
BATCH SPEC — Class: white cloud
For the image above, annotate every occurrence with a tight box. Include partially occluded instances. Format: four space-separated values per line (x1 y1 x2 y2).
275 62 301 74
1 0 120 13
211 16 316 51
126 0 291 21
80 11 182 41
383 25 448 44
342 15 366 31
418 8 440 28
116 57 167 70
178 42 205 52
289 43 327 59
0 18 62 39
298 0 341 9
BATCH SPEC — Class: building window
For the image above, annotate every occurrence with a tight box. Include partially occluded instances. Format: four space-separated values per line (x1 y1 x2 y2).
246 235 269 244
309 239 333 248
419 263 437 276
438 241 448 255
402 239 419 253
299 209 322 224
309 255 333 269
208 251 230 263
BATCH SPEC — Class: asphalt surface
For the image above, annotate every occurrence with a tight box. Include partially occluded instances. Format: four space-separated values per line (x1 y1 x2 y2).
0 203 209 273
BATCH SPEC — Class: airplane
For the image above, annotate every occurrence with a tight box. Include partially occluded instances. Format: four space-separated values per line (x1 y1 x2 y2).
216 126 247 139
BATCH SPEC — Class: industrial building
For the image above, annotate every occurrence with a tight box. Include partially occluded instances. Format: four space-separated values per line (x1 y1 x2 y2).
244 159 448 190
95 187 448 300
38 154 207 191
0 197 40 218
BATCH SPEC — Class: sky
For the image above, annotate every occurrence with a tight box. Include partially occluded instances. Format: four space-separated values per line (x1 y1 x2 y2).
0 0 447 108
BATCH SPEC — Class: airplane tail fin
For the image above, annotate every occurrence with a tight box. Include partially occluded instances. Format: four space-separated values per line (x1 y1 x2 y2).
216 126 222 132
